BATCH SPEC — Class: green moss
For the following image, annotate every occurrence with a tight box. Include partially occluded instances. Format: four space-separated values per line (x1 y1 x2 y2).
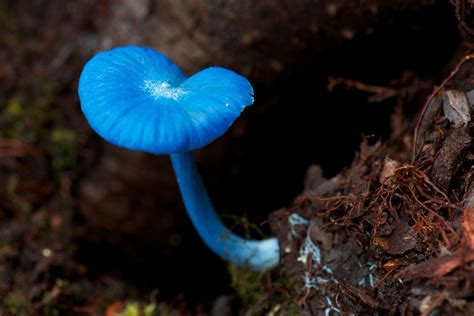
228 264 265 306
4 290 32 316
55 278 69 287
154 303 180 316
49 128 77 172
43 307 60 316
143 303 157 316
119 301 167 316
6 175 19 195
283 303 301 315
0 4 7 25
4 99 23 117
229 264 300 315
121 302 140 316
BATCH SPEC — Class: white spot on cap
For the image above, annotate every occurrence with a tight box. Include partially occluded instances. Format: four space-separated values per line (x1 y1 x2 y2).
143 80 185 100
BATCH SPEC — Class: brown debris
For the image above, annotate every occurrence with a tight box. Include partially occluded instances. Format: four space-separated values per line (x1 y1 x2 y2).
462 207 474 249
379 157 400 184
397 249 474 281
382 259 402 271
441 90 471 127
386 218 418 255
461 174 474 249
431 126 471 190
412 54 474 161
340 283 380 309
271 52 474 315
418 291 451 316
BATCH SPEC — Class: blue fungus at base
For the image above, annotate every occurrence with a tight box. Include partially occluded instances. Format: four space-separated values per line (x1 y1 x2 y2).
78 46 280 270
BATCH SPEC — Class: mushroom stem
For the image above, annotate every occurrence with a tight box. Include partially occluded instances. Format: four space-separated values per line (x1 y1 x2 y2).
170 151 280 270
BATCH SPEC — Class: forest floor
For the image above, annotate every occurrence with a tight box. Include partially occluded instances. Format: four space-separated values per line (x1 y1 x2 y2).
0 1 473 315
262 61 474 315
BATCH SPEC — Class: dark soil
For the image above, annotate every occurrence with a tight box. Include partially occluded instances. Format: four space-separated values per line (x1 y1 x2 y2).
0 0 472 315
268 112 473 314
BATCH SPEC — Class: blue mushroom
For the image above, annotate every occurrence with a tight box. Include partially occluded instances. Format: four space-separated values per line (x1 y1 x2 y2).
78 46 280 270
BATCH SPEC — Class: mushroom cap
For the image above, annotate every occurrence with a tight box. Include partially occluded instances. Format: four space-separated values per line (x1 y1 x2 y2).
78 46 254 155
